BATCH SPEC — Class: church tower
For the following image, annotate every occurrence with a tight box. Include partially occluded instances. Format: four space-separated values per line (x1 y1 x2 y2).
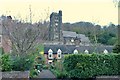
48 10 62 41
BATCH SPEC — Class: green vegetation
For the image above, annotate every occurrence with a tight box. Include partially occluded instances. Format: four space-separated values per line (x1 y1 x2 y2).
12 54 35 71
50 58 68 79
63 53 120 78
1 54 12 71
1 44 45 78
113 45 120 53
0 47 4 55
63 22 117 45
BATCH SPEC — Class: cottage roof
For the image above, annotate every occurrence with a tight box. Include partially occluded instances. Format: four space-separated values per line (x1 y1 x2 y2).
44 45 113 54
44 45 75 54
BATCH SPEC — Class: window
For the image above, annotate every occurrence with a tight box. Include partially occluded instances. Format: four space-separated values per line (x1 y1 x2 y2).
49 54 51 57
48 53 53 59
84 50 89 54
48 49 53 59
73 49 78 54
58 54 60 57
48 60 53 64
57 49 62 59
103 49 108 54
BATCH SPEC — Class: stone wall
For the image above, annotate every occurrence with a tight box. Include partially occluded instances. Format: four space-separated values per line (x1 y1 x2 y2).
96 76 120 80
1 71 29 80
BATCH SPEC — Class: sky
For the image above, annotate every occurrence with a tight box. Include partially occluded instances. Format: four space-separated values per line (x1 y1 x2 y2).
0 0 118 26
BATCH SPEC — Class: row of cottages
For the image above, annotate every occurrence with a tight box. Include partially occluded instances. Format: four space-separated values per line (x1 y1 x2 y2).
44 45 113 64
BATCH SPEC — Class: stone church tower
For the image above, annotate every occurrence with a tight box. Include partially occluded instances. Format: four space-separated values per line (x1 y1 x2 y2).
48 10 62 41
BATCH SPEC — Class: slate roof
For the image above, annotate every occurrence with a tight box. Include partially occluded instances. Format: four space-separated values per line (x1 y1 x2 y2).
62 31 90 43
62 31 77 38
44 45 76 54
44 45 113 54
77 34 90 43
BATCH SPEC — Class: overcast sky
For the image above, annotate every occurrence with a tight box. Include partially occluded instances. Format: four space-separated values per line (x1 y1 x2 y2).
0 0 118 26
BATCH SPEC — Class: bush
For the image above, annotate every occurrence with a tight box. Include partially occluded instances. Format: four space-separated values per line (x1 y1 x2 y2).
1 54 12 71
113 45 120 53
30 69 39 78
63 53 120 78
42 65 49 69
12 55 35 71
51 69 68 79
50 60 68 79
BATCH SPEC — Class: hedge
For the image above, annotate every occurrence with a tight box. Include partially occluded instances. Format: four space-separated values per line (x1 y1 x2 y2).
1 54 12 71
63 53 120 78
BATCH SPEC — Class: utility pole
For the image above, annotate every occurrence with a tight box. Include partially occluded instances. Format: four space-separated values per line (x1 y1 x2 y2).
113 0 120 53
29 5 32 24
118 1 120 45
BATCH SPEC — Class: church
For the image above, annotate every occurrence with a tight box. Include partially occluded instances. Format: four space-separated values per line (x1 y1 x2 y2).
48 10 90 46
44 10 113 64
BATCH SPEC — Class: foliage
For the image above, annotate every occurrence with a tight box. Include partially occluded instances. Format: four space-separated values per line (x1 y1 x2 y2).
30 69 39 78
35 44 44 52
1 44 45 72
0 47 5 55
11 44 45 71
42 65 49 69
1 54 12 71
29 44 45 77
63 54 120 78
113 45 120 53
51 69 68 79
50 59 68 79
12 54 35 71
63 22 117 45
98 32 117 45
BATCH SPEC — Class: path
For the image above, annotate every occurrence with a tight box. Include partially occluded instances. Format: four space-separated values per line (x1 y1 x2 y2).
38 70 56 78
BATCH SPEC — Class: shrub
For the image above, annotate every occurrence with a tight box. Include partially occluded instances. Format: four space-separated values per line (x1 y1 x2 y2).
51 69 68 79
12 54 35 71
42 65 49 69
30 69 39 78
63 53 120 78
1 54 12 71
113 44 120 53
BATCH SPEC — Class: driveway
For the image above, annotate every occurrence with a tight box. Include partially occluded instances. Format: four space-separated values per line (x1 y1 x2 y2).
38 70 56 78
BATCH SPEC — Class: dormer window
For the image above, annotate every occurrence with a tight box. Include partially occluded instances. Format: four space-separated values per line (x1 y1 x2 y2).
84 50 89 54
71 38 74 43
57 49 62 59
73 49 78 54
103 49 108 54
48 49 53 59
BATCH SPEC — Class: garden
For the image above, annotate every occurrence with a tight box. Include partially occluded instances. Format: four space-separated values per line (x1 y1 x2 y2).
0 44 46 78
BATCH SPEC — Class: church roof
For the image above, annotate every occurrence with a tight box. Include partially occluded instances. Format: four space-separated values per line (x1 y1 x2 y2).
62 31 77 38
77 34 90 43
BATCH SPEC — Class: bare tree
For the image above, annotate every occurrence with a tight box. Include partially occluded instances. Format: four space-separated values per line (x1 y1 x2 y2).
2 18 42 56
2 5 50 56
